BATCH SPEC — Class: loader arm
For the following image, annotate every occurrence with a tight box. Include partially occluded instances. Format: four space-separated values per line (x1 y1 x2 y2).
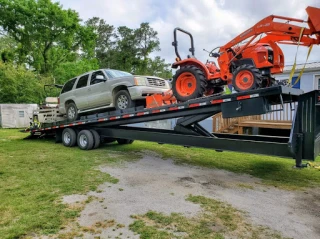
222 7 320 50
218 6 320 79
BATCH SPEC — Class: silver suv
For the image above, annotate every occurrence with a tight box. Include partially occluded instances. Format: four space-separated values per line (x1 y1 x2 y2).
59 69 170 121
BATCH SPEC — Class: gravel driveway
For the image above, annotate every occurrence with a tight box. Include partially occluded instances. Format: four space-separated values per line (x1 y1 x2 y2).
62 151 320 239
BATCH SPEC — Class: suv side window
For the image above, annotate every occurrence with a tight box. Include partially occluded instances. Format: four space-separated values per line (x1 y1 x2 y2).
90 71 106 85
61 78 77 94
76 74 89 89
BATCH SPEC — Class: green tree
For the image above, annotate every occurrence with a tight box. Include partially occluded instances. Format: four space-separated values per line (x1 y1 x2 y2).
147 56 172 79
113 26 140 73
0 0 96 73
53 59 99 84
85 17 115 68
0 62 46 103
134 22 160 74
0 35 16 63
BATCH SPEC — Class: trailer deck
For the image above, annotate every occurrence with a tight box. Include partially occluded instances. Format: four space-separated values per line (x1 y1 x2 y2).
27 86 320 168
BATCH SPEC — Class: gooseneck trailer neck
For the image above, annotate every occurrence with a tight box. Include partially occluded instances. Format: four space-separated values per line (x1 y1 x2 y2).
28 86 320 168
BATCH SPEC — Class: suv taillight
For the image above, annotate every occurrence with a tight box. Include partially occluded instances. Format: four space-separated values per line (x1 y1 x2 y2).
58 97 60 104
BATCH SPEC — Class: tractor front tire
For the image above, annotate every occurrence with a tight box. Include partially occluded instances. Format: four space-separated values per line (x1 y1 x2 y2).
172 66 207 102
232 64 262 92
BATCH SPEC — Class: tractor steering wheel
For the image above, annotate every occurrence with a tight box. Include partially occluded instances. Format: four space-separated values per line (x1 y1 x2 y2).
209 47 221 58
208 47 237 58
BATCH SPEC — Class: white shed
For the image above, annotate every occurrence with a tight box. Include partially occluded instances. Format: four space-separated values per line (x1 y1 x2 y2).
274 62 320 92
0 104 38 128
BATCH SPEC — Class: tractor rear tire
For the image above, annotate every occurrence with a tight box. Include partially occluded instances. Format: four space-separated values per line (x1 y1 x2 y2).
172 66 207 102
232 64 263 92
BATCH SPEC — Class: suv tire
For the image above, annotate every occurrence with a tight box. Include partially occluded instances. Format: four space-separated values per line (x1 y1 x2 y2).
66 102 79 121
114 90 135 110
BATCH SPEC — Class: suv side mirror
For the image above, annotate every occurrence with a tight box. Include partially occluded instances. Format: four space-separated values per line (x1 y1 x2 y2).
96 75 106 81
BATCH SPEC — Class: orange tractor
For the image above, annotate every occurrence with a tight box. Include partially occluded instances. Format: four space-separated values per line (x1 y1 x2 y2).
171 6 320 102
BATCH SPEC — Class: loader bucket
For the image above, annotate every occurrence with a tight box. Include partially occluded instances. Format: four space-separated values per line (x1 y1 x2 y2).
306 6 320 33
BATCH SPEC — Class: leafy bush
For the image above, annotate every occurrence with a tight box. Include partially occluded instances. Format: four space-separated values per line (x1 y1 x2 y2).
0 62 47 103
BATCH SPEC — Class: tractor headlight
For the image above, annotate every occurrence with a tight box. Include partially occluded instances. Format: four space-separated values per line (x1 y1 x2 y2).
134 77 147 86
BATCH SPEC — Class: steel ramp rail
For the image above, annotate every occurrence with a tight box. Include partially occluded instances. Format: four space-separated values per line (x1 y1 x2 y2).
32 86 302 132
27 86 320 167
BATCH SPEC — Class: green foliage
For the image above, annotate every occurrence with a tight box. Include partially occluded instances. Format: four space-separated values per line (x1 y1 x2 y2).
85 19 170 77
0 36 16 63
0 0 96 73
85 17 115 67
0 62 47 103
0 1 172 104
53 59 99 84
146 56 172 79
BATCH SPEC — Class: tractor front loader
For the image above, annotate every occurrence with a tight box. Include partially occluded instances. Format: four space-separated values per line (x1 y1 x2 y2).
171 6 320 102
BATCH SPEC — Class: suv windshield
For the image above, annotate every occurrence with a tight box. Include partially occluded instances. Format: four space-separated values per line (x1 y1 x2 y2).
105 69 132 79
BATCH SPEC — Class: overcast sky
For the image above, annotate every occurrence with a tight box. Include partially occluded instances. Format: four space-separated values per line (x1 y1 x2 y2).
58 0 320 66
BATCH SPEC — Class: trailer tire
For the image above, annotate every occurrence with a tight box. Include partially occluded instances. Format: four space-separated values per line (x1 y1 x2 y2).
62 128 77 147
77 130 94 150
90 129 101 149
117 139 134 145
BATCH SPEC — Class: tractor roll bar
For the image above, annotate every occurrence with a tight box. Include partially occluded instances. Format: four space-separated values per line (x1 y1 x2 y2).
172 27 195 60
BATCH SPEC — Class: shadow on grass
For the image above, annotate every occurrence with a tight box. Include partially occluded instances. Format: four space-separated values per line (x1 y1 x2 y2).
248 160 286 177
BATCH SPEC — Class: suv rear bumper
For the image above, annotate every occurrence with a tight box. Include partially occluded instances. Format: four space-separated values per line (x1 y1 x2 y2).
128 86 169 100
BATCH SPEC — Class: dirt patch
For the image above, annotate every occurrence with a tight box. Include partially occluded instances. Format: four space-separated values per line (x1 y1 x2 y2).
62 153 320 239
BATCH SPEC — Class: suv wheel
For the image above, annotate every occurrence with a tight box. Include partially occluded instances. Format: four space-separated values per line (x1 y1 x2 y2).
114 90 135 110
66 102 79 121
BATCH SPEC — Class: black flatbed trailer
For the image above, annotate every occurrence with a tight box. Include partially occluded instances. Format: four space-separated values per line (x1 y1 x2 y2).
28 86 320 168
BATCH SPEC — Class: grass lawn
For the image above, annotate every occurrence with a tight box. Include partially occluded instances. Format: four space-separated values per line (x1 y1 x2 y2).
0 129 319 238
0 129 135 238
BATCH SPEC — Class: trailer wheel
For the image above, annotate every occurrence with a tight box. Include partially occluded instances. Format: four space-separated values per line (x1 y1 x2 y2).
90 129 101 149
62 128 77 147
117 139 134 145
77 130 94 150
